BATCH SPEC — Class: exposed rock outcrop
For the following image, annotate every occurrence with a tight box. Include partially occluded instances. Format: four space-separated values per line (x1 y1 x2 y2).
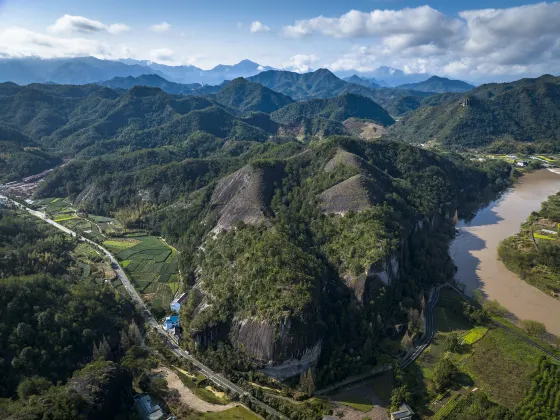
210 163 283 233
230 316 323 379
318 174 385 215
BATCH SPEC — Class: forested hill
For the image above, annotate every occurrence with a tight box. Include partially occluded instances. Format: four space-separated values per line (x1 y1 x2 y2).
396 76 475 93
213 77 294 113
247 68 349 100
247 69 434 116
0 81 400 166
35 133 511 385
270 94 395 126
388 75 560 149
99 74 203 95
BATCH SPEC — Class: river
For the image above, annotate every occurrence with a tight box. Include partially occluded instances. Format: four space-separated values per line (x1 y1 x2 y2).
449 169 560 336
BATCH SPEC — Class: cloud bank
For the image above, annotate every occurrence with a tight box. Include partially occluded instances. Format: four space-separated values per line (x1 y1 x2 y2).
48 15 130 34
284 2 560 79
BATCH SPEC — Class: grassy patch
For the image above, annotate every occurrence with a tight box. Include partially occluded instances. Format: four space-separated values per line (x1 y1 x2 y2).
53 215 77 222
462 327 543 407
462 327 488 345
175 370 230 406
190 406 261 420
103 238 140 250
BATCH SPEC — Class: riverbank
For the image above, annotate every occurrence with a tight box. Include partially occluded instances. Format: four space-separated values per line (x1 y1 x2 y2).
449 169 560 336
498 191 560 300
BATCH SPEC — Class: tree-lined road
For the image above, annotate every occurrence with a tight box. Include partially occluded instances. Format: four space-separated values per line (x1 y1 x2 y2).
3 195 287 420
400 286 441 368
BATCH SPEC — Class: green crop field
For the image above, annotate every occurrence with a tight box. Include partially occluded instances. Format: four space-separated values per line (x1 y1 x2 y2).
104 235 180 309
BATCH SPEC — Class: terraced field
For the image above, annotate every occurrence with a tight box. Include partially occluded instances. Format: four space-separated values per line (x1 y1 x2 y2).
103 235 180 310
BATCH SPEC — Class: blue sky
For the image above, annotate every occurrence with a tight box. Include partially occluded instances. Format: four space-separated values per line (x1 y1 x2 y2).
0 0 559 82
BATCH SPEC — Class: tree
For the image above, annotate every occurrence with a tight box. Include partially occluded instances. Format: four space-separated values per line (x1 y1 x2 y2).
407 308 424 335
119 329 131 354
521 320 547 338
483 300 508 317
433 358 459 393
17 377 52 400
445 332 461 353
128 320 143 346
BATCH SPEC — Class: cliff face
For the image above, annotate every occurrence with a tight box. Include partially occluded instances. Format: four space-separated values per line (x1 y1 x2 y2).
230 316 323 379
68 361 133 420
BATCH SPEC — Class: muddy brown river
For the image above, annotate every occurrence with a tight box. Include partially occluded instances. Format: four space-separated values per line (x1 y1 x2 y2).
449 169 560 336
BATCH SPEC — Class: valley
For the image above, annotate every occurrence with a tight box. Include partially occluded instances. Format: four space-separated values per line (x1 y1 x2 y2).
0 52 559 420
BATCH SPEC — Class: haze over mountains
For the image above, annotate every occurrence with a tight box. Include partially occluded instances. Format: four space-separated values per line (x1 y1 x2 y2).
0 56 454 87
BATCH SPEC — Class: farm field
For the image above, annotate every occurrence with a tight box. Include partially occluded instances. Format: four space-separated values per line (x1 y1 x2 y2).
412 288 559 418
103 235 180 310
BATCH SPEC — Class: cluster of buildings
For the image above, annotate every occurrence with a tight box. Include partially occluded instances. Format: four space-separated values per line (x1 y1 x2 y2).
161 292 188 337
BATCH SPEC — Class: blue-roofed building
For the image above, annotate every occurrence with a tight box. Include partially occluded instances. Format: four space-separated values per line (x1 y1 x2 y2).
162 315 179 331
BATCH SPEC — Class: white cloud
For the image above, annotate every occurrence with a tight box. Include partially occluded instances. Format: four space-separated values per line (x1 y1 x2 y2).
0 27 117 58
250 21 271 34
150 22 171 33
282 54 319 73
48 14 130 35
310 3 560 81
149 47 175 63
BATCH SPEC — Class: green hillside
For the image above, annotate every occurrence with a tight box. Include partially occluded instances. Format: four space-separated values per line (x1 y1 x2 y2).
389 75 560 148
213 77 294 113
397 76 475 93
247 69 434 116
99 73 202 94
271 93 395 126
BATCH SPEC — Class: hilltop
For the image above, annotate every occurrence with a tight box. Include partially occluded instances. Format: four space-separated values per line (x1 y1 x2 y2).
271 93 395 126
397 76 475 93
213 78 294 113
248 69 434 116
389 75 560 148
99 74 203 95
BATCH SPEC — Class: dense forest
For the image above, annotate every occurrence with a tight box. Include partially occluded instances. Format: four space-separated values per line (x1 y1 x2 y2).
0 208 149 419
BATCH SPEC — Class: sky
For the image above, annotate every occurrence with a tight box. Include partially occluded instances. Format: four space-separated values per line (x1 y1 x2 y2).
0 0 559 82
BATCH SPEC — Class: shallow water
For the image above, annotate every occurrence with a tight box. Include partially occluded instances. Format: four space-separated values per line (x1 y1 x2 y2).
449 169 560 335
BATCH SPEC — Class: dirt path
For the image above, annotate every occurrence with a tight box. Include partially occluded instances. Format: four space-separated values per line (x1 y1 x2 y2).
155 367 237 412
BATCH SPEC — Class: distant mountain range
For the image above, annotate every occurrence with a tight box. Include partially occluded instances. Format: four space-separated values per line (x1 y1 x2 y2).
396 76 475 93
388 75 560 148
343 75 380 89
0 57 274 86
0 56 476 89
335 66 431 87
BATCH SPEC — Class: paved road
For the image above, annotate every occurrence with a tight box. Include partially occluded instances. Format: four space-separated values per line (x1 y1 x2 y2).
3 196 287 419
399 286 441 368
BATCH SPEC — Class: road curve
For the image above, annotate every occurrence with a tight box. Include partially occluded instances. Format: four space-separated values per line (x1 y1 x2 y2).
3 196 287 420
400 286 441 369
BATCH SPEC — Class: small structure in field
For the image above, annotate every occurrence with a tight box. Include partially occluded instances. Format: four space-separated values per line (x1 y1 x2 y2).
391 403 414 420
134 394 175 420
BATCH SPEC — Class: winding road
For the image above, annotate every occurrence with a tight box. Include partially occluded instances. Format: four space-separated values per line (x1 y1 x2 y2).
399 286 441 368
2 195 287 420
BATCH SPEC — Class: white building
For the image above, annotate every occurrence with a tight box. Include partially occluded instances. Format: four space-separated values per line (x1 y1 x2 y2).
170 293 187 313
